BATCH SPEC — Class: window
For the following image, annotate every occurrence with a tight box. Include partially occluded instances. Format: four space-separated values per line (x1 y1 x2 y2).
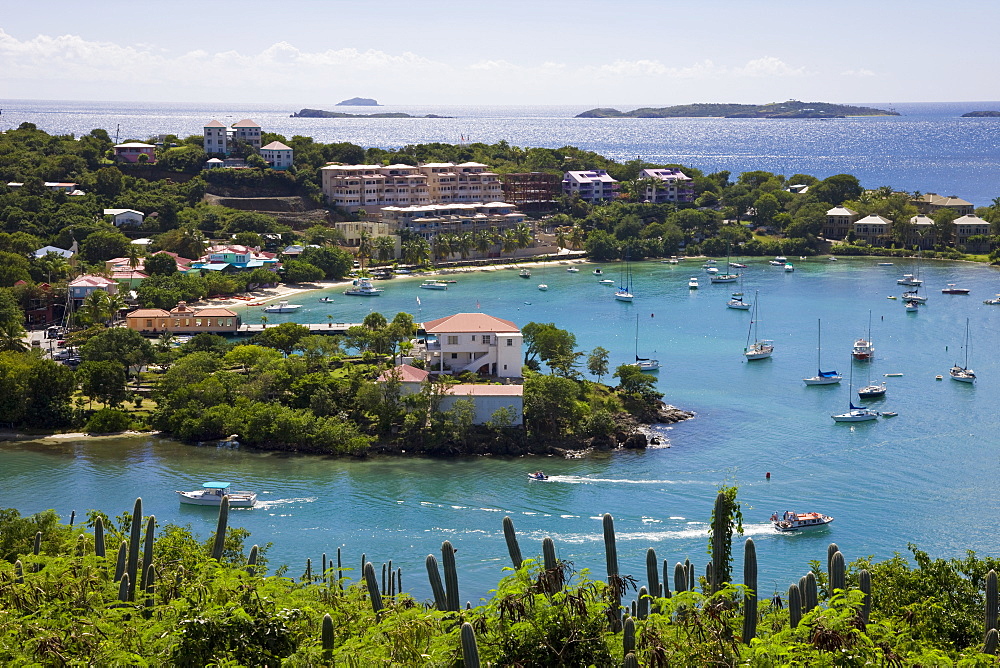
482 335 491 344
226 318 233 327
447 336 458 345
196 319 202 327
506 338 513 347
174 319 180 327
145 319 153 328
451 353 458 359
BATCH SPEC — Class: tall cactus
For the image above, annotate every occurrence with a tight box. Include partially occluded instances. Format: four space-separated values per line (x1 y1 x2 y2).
827 543 840 582
69 510 76 527
646 548 660 598
985 628 999 656
674 562 687 593
13 560 23 584
396 567 402 596
141 515 155 591
460 622 481 668
337 548 343 591
126 498 142 598
33 531 41 556
705 562 713 590
246 544 259 576
322 613 335 662
858 569 871 628
603 514 621 631
211 496 229 562
94 517 106 558
830 551 846 595
503 516 524 569
637 586 649 619
363 562 383 613
788 583 802 628
114 541 127 582
662 560 671 598
987 569 998 635
624 653 639 668
804 572 818 611
542 537 557 572
442 540 459 612
710 491 728 592
623 616 635 657
425 554 447 610
743 538 758 643
118 572 131 602
143 564 155 608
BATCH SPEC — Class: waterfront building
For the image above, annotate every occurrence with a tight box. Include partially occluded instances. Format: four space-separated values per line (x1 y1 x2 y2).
113 142 156 164
952 214 991 250
190 245 281 273
260 141 294 170
639 168 694 203
823 206 859 240
417 162 503 204
104 208 145 227
561 169 619 203
852 214 893 246
380 202 525 244
421 312 523 379
913 193 974 217
125 302 241 335
501 172 562 212
377 363 523 425
908 215 936 249
320 164 431 213
334 220 397 248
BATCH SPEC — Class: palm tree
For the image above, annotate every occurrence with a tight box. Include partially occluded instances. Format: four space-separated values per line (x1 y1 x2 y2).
126 245 143 287
514 222 533 251
432 234 453 262
156 331 175 353
37 252 70 285
501 230 519 259
402 238 431 266
555 227 569 250
568 225 585 250
474 230 491 258
374 235 396 264
77 290 113 327
357 231 373 270
456 232 474 260
0 320 29 352
180 227 207 260
260 314 268 329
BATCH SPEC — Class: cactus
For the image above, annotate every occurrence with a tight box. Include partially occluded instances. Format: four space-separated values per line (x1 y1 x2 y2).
623 616 635 656
337 547 343 590
830 551 846 594
706 562 713 590
804 572 818 611
94 516 105 558
322 553 327 585
360 553 366 583
246 544 259 575
211 496 229 562
603 513 619 580
33 531 41 556
624 652 639 668
397 567 402 596
118 572 130 602
743 538 758 644
114 541 127 582
858 569 871 628
637 586 649 619
387 560 393 595
674 562 687 593
827 543 840 580
460 621 481 668
322 613 335 661
13 559 23 584
689 561 695 592
426 554 448 610
364 562 383 613
987 569 998 634
646 548 660 598
381 561 387 595
144 564 155 608
69 510 76 526
503 516 524 569
126 498 142 598
76 534 86 557
141 515 155 591
985 628 999 656
662 560 671 598
542 537 557 572
305 558 312 583
710 491 728 592
442 540 460 612
788 583 802 628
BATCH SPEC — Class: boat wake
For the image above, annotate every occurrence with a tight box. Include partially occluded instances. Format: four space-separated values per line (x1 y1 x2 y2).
545 475 697 485
254 496 317 509
521 521 778 544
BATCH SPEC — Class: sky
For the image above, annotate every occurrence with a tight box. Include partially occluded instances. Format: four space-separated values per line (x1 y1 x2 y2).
1 0 998 107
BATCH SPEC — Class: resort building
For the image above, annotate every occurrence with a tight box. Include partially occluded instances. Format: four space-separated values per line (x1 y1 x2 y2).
376 363 524 425
203 119 263 157
501 172 562 212
639 168 694 203
908 215 936 249
105 251 194 288
125 302 241 335
421 312 523 379
823 206 859 240
231 119 262 151
113 142 156 164
334 220 396 248
44 182 85 196
912 193 974 217
190 245 281 273
320 164 431 213
952 214 992 250
852 214 893 246
68 275 118 305
561 170 619 203
104 208 145 227
417 162 503 204
380 203 525 242
260 141 294 170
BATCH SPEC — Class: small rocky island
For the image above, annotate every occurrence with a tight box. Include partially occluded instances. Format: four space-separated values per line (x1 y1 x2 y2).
577 101 899 119
961 110 1000 117
291 108 453 119
337 97 380 106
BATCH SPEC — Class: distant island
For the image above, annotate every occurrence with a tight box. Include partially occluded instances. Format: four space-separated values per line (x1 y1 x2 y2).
336 97 379 106
576 101 899 119
961 110 1000 117
291 108 453 119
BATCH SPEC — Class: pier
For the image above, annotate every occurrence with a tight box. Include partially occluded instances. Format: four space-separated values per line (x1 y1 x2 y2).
236 322 364 336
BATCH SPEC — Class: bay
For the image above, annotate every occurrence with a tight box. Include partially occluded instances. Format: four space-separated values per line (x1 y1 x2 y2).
2 258 999 602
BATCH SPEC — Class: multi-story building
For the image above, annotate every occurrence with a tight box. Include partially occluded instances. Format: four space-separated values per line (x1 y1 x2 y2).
319 164 431 212
421 312 523 378
823 206 859 240
501 172 562 212
231 119 262 151
561 169 619 203
190 245 281 273
639 168 694 203
952 214 991 250
908 215 936 249
418 162 503 204
260 141 294 169
380 202 525 241
912 193 974 217
852 214 892 245
203 118 263 156
126 302 241 335
334 220 396 248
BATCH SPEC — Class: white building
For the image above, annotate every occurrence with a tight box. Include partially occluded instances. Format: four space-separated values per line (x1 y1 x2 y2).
562 170 619 203
260 141 294 170
953 214 991 247
422 313 523 378
203 118 263 156
381 202 524 241
320 164 431 212
852 214 893 245
104 208 145 227
639 168 694 203
418 162 503 204
376 363 523 425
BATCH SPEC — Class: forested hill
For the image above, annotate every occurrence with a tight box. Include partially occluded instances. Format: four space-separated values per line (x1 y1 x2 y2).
576 101 899 119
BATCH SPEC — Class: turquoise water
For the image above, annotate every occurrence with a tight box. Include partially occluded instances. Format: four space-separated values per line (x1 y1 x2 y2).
3 258 999 602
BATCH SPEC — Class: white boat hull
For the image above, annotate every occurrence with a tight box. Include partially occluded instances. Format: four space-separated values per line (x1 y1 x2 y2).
177 491 257 507
615 292 633 302
832 410 879 422
710 275 738 283
633 360 660 372
804 376 841 385
263 306 300 313
727 301 750 310
772 516 834 532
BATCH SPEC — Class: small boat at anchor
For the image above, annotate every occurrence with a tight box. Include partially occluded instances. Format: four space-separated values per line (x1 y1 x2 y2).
319 297 334 303
537 284 549 291
527 471 548 481
941 284 970 295
771 511 833 532
177 481 257 507
599 279 615 285
897 273 923 286
263 300 302 313
519 268 531 279
688 277 699 289
566 267 579 273
420 280 449 290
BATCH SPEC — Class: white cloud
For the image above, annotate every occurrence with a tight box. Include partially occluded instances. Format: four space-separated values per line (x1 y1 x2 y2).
734 57 808 78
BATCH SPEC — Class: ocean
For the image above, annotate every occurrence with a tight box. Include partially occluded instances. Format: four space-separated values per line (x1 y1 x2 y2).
2 99 999 204
2 258 999 603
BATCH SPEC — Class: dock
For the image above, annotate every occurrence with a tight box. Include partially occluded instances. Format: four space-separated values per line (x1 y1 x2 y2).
236 323 363 336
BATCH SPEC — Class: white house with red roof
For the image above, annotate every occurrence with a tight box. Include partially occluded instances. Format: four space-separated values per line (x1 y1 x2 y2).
203 118 263 157
261 141 294 170
377 363 523 425
422 313 523 378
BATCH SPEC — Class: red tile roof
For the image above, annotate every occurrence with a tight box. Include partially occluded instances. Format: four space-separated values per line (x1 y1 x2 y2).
423 313 519 334
446 384 523 397
128 308 170 318
377 364 430 383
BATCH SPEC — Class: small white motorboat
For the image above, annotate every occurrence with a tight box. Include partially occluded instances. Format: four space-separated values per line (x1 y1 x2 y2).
877 262 894 266
263 300 301 313
527 471 549 481
344 277 384 296
593 269 604 275
984 295 1000 305
941 284 970 295
537 284 548 291
904 300 919 312
771 511 834 532
599 279 615 285
177 481 257 507
319 297 334 303
784 262 795 272
566 267 579 273
519 268 531 278
897 274 923 286
420 280 449 290
688 277 699 289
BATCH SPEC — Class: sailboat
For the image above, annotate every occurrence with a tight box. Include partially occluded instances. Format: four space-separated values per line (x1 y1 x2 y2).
632 313 659 372
852 310 875 361
949 318 976 383
710 242 739 283
727 270 750 309
832 360 880 422
743 291 773 360
803 319 841 385
615 249 634 302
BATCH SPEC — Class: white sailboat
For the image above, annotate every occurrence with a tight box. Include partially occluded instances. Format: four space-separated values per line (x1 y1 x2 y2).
832 359 879 422
631 313 659 372
949 318 976 383
615 249 634 302
803 319 841 385
710 243 739 283
743 291 773 360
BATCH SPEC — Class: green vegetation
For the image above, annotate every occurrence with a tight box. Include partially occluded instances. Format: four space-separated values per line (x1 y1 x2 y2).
2 490 999 664
577 101 899 118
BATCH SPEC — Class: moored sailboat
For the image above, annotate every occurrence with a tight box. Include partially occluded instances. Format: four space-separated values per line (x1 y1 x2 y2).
804 319 841 385
744 291 773 360
631 313 659 372
949 318 976 383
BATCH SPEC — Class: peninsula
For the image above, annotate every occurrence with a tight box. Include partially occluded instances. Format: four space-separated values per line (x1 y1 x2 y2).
336 97 379 106
291 108 452 119
576 101 898 119
961 110 1000 117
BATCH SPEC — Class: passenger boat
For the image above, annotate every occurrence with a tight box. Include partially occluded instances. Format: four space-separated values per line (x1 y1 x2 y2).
420 280 449 290
771 511 834 532
262 300 301 313
897 274 923 286
177 481 257 507
344 277 384 296
851 311 875 361
527 471 548 481
941 284 970 294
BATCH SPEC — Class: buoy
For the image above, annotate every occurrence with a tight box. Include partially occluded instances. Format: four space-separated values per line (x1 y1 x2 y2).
765 472 771 480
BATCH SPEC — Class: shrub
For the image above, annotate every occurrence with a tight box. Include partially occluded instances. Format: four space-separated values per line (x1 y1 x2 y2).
84 407 133 434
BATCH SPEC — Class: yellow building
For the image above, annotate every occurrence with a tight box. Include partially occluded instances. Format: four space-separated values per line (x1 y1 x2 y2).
126 302 241 335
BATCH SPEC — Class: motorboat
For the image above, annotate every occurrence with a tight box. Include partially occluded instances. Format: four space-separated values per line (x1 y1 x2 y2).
420 280 449 290
727 296 751 310
631 313 659 372
744 291 773 360
897 274 923 286
729 262 747 269
702 259 717 266
858 382 887 399
319 297 334 303
528 471 548 481
263 300 301 313
519 268 531 278
803 319 841 385
828 256 838 261
706 267 720 275
881 411 898 418
941 284 970 295
593 269 603 275
688 277 699 289
177 481 257 508
537 284 548 291
887 295 898 300
344 277 384 296
901 290 926 303
950 318 976 383
877 262 894 266
904 300 919 312
566 267 579 273
771 511 833 532
769 256 787 266
984 295 1000 305
851 311 875 361
784 263 795 272
599 279 615 285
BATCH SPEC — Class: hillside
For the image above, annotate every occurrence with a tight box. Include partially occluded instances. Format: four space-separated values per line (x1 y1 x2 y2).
576 101 898 119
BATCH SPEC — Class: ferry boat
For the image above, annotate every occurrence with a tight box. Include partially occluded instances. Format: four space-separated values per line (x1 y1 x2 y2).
262 300 301 313
419 280 449 290
771 511 834 532
344 277 383 296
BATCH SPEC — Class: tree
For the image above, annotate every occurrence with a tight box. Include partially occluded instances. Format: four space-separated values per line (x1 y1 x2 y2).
401 237 431 266
522 322 577 372
0 252 32 287
812 174 863 205
283 260 325 283
35 252 70 285
79 327 155 374
613 363 659 397
299 246 353 279
158 145 207 173
752 193 781 228
144 252 178 276
583 230 619 261
255 322 310 356
373 236 396 264
77 360 128 408
0 320 28 352
586 346 610 383
80 229 132 264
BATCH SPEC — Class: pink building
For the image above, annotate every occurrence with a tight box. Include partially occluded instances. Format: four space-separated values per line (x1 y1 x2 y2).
113 142 157 164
